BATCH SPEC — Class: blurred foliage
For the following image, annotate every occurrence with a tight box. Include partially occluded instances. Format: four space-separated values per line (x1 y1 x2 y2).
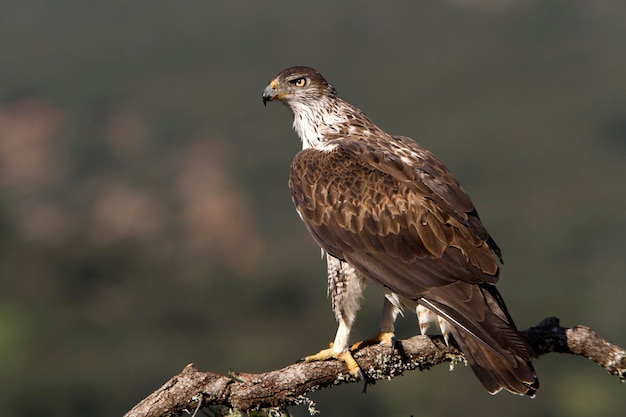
0 1 625 416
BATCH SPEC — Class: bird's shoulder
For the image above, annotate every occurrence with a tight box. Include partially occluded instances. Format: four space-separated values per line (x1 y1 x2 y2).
290 134 474 221
289 134 502 264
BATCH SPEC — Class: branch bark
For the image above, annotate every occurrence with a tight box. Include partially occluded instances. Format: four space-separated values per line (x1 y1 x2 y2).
124 317 625 417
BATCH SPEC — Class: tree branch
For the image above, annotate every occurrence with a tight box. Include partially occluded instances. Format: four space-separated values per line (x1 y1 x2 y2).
124 317 625 417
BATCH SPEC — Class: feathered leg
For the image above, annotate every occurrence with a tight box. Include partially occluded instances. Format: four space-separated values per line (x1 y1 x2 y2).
303 256 366 379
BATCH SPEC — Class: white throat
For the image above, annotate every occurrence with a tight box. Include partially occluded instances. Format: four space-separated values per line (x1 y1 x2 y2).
289 100 346 150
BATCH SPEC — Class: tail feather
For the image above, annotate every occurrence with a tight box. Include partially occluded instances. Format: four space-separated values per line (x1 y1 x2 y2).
449 326 538 396
421 283 539 396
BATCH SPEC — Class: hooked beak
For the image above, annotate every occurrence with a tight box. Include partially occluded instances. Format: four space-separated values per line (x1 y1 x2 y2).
262 79 279 107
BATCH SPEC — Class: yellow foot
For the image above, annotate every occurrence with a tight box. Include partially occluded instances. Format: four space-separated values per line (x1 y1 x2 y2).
303 346 363 380
350 331 396 351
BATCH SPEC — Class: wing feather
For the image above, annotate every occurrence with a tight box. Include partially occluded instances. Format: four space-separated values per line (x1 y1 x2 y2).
290 136 500 296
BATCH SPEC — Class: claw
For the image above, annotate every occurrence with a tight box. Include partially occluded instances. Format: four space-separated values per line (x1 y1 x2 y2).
357 367 368 393
303 346 364 381
388 334 397 354
351 331 396 352
349 331 395 392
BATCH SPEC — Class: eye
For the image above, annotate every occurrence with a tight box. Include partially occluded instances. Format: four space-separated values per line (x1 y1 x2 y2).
291 77 307 87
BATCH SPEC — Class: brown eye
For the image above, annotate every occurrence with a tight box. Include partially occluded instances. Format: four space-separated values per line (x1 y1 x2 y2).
292 77 306 87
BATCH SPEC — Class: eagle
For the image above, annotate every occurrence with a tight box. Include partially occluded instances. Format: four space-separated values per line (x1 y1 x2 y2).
262 66 538 396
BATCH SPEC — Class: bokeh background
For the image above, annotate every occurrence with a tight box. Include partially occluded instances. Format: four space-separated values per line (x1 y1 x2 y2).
1 1 625 416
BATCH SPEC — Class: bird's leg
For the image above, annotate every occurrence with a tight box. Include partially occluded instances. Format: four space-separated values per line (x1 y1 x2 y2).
351 297 400 353
303 318 363 381
303 256 366 381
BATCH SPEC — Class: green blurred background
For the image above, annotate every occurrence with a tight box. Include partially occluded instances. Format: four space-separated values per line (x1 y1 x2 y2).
0 1 624 416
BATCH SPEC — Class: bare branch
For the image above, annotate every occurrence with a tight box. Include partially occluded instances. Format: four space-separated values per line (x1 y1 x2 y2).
524 317 626 380
124 317 625 417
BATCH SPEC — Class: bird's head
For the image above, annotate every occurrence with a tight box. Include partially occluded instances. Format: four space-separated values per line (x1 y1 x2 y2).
262 66 336 108
262 66 380 149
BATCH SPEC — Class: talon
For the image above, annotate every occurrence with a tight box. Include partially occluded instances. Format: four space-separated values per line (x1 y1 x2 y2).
351 331 396 351
303 346 364 380
358 367 368 393
303 347 335 363
337 351 362 379
388 334 397 354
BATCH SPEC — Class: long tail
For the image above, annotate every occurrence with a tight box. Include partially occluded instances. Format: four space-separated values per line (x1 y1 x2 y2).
448 326 538 396
420 284 539 396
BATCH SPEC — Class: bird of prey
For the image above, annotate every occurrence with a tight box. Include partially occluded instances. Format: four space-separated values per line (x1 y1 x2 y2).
262 66 539 396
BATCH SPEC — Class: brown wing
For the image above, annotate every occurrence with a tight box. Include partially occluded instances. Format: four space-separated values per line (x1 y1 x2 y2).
289 136 501 298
